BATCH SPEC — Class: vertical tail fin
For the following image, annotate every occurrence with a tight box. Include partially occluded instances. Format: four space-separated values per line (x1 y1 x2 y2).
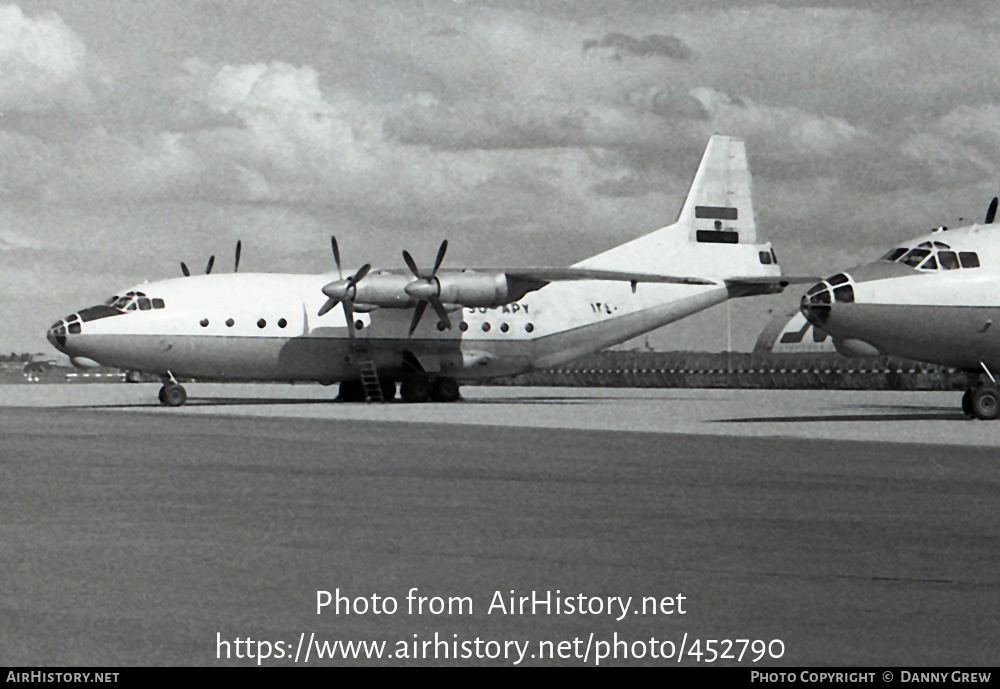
676 135 757 244
576 135 769 275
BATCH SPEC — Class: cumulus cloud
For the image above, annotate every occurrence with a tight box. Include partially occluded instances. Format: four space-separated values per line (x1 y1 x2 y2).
0 4 94 111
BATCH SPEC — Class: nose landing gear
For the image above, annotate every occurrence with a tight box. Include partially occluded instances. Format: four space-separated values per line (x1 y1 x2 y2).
963 364 1000 420
158 372 188 407
964 385 1000 420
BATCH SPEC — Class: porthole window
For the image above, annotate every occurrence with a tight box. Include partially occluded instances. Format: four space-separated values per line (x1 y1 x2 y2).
200 318 209 328
525 323 534 333
437 321 447 331
482 322 491 332
226 318 234 327
500 323 509 333
257 318 266 328
459 322 469 332
277 318 287 328
355 320 364 330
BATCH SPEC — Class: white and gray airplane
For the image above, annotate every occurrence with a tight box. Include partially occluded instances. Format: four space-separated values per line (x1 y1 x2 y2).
47 135 800 406
801 198 1000 419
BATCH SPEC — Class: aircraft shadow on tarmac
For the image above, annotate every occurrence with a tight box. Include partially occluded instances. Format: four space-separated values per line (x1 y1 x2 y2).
719 403 965 423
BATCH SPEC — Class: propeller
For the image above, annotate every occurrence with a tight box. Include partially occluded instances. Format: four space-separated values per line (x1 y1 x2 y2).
180 255 214 276
317 236 371 338
402 239 451 335
181 240 240 277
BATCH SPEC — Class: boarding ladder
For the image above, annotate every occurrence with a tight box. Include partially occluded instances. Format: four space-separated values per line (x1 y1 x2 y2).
352 339 385 403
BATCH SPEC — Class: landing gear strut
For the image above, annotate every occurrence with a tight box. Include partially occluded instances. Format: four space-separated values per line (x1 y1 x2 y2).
159 383 187 407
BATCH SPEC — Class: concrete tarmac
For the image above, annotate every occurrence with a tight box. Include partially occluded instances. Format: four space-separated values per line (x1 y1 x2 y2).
1 385 998 666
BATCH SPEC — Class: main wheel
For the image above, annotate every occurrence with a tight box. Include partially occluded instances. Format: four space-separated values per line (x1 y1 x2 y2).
962 389 974 417
338 379 366 402
971 386 1000 420
400 376 432 403
162 384 187 407
431 377 461 402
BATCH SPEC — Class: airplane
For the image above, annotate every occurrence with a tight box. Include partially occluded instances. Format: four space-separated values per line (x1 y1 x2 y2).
800 197 1000 420
46 135 804 406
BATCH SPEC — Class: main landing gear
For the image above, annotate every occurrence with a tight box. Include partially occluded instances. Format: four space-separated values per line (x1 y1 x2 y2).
158 383 188 407
400 375 462 403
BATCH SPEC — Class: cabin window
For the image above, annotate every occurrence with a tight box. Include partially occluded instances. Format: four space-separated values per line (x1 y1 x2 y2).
500 323 509 333
938 251 960 270
459 322 469 332
525 323 535 333
226 318 234 327
200 319 209 327
277 318 287 328
959 251 980 268
257 318 266 328
482 322 491 332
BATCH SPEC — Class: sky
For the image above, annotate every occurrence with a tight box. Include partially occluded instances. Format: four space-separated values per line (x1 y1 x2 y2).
4 0 1000 354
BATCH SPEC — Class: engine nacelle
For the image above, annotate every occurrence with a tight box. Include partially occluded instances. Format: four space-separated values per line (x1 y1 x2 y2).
349 272 415 308
434 271 526 307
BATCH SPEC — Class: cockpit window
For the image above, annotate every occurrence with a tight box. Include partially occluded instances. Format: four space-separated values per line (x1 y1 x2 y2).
108 292 166 312
919 256 938 270
900 249 930 267
881 248 907 262
938 251 960 270
828 273 849 286
959 251 981 268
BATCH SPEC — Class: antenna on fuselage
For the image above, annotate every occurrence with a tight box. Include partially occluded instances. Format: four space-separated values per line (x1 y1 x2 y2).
234 240 242 272
986 197 998 224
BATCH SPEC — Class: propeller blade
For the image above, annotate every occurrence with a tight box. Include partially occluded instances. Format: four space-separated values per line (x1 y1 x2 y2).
205 255 215 275
331 236 342 279
408 300 428 336
402 250 421 279
181 262 190 277
350 263 371 285
987 197 998 224
317 297 340 317
343 300 356 340
431 239 448 276
429 298 451 331
234 240 242 272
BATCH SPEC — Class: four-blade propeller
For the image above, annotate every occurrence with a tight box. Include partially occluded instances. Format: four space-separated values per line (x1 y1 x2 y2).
401 239 452 336
317 236 371 338
181 240 242 277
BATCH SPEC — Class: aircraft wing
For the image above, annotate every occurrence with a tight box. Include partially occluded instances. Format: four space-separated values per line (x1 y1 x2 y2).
496 267 717 286
724 275 820 297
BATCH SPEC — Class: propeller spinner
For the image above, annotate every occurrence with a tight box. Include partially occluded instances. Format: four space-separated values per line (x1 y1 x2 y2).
402 239 452 336
317 236 371 338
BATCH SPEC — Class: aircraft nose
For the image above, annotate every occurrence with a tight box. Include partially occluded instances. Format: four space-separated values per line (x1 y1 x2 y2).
800 272 856 325
47 320 68 352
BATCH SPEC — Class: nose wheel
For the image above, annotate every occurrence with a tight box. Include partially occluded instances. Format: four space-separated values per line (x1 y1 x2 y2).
159 383 188 407
965 385 1000 420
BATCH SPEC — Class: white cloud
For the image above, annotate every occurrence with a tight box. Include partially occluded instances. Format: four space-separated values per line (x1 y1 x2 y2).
0 4 93 110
